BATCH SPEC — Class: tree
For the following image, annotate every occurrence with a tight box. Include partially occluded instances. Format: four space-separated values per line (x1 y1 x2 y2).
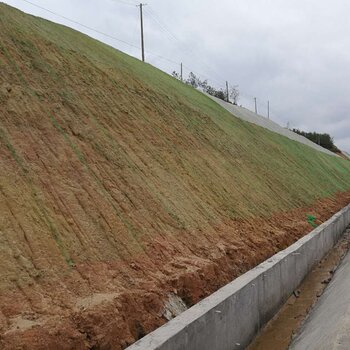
229 85 240 105
186 72 200 88
213 89 226 101
292 129 340 153
172 71 180 80
204 85 216 96
199 79 208 91
173 71 240 104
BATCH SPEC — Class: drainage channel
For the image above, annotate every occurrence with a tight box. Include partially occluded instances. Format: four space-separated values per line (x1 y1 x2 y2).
248 226 350 350
127 206 350 350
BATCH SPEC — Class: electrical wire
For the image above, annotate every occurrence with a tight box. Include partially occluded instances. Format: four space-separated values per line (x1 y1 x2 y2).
17 0 227 88
111 0 138 6
143 8 226 87
145 6 227 85
18 0 141 50
16 0 270 114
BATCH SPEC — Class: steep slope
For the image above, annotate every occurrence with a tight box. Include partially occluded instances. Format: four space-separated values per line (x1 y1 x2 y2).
1 3 350 349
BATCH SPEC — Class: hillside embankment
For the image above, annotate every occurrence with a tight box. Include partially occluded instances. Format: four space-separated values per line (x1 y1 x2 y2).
1 4 350 349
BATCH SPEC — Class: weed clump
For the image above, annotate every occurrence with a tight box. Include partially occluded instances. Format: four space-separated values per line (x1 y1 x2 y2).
307 214 318 228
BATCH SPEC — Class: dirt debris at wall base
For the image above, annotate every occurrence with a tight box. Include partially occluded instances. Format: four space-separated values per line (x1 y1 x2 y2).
1 192 350 350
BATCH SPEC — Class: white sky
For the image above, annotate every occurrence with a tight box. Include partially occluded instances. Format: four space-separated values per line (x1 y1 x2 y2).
2 0 350 151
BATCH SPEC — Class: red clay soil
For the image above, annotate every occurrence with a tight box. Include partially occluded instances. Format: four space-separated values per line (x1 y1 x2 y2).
1 191 350 350
2 4 350 350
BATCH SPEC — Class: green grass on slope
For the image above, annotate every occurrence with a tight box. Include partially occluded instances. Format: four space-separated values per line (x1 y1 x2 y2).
1 1 350 229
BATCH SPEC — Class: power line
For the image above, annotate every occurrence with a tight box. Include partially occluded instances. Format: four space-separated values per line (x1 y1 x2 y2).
144 8 178 44
18 0 227 88
14 0 184 73
182 64 223 87
18 0 141 50
146 5 227 84
16 0 270 116
111 0 138 6
17 0 184 69
147 52 180 66
146 53 225 89
135 11 227 87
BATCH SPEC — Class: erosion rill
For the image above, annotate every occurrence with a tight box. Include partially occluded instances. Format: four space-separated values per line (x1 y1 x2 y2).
1 4 350 350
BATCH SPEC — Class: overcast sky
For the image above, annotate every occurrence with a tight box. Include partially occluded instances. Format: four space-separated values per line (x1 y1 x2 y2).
3 0 350 151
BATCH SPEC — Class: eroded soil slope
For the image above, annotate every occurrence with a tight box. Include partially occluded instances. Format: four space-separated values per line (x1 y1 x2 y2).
1 4 350 349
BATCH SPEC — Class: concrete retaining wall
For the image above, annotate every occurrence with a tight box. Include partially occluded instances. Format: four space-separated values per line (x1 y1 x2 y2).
127 204 350 350
207 94 337 157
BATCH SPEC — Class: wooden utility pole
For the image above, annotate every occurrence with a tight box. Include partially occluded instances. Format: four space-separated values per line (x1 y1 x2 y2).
254 97 257 114
138 3 147 62
267 100 270 119
226 81 229 102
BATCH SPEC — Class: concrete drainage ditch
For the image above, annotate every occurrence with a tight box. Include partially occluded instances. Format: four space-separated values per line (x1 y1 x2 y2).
127 204 350 350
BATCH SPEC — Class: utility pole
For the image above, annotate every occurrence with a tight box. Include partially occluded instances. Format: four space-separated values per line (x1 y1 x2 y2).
181 62 183 82
137 3 147 62
226 81 229 103
254 97 257 114
267 100 270 119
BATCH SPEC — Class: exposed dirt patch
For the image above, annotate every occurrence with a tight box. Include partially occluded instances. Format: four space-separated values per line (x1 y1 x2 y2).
5 315 48 334
75 293 121 312
1 192 350 349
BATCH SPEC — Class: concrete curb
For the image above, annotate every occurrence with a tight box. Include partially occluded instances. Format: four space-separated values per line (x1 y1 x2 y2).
127 204 350 350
